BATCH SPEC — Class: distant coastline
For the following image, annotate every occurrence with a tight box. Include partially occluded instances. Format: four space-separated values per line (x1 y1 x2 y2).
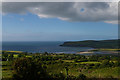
60 39 118 49
2 41 91 53
76 48 119 55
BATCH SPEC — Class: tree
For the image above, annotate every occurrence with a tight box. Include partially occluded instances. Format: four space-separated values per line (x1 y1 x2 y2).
18 53 23 58
74 59 78 62
65 66 69 78
77 74 86 80
2 53 8 61
100 60 110 67
9 53 14 61
13 58 48 80
114 61 120 67
51 73 65 80
44 52 48 55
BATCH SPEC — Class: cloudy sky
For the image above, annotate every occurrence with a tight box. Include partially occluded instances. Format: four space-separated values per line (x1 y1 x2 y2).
2 2 118 41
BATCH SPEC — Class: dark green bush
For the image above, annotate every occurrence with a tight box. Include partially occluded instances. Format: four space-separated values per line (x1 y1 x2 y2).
77 74 86 80
13 58 49 80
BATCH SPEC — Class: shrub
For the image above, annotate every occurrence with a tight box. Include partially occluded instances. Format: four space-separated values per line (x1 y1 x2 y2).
51 73 65 80
13 58 48 80
77 74 86 80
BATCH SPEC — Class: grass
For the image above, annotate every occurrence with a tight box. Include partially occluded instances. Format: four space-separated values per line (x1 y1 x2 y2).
2 70 13 78
2 61 13 66
80 62 101 64
2 61 120 79
90 49 120 51
13 54 18 58
2 61 13 78
62 60 101 64
1 52 120 79
46 61 118 78
49 64 119 78
63 60 74 63
3 51 22 54
26 55 32 57
82 67 120 78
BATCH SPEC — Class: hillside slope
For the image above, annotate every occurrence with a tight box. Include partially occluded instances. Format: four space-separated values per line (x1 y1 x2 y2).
60 39 119 48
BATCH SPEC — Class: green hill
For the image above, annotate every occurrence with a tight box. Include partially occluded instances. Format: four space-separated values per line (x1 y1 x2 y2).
60 39 119 48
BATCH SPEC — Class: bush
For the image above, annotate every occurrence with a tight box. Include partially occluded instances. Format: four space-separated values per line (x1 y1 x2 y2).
13 58 49 80
77 74 86 80
94 63 100 68
51 73 65 80
100 60 110 68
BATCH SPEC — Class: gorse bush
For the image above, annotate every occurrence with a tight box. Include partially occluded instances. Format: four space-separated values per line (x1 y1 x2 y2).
13 58 49 80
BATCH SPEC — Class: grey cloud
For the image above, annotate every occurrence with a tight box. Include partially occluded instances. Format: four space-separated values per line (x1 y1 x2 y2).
2 2 118 23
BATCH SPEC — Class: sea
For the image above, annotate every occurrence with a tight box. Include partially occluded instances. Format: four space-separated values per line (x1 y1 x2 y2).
2 41 92 54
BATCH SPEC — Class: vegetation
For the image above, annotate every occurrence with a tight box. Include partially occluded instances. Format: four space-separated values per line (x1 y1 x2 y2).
90 48 120 51
60 39 119 48
2 50 120 80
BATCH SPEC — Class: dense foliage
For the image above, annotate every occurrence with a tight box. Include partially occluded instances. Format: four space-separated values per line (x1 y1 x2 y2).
13 58 48 80
2 51 120 80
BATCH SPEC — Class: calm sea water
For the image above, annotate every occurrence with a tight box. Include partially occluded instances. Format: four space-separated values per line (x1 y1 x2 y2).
2 41 92 54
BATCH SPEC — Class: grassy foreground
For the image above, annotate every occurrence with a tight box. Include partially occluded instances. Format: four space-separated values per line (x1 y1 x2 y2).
2 51 120 80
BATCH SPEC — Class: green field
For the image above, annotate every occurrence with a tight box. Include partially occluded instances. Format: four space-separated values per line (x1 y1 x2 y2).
1 51 120 80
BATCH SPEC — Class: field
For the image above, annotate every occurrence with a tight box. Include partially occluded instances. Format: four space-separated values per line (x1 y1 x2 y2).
2 51 120 80
2 61 120 79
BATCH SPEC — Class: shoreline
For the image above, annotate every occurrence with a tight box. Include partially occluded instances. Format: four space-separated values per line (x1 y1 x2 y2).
76 49 120 55
2 48 120 55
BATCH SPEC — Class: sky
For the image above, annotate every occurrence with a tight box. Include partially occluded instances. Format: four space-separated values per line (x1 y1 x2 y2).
2 2 118 41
